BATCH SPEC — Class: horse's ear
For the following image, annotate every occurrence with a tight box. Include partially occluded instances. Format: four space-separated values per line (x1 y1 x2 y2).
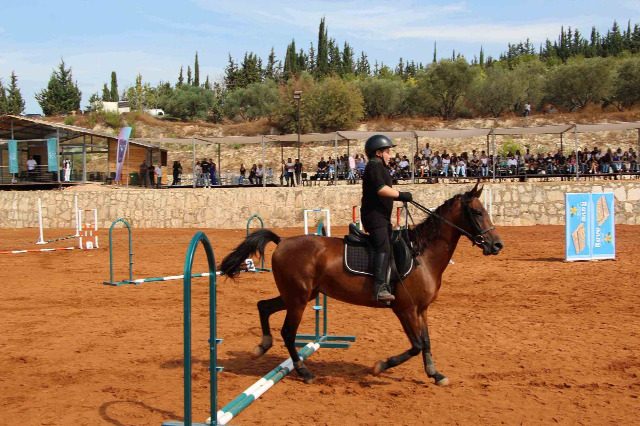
470 181 480 197
476 184 484 197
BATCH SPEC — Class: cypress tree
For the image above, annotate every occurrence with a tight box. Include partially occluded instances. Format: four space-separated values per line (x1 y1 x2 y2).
6 71 25 115
316 17 329 76
341 42 355 75
110 71 118 102
177 66 184 87
479 46 484 67
102 83 110 101
194 52 200 87
433 41 437 63
187 66 192 86
204 75 211 90
265 47 277 80
308 43 316 75
224 55 237 90
0 81 7 115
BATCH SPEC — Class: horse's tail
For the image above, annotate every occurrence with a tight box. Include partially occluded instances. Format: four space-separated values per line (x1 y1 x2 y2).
219 229 281 278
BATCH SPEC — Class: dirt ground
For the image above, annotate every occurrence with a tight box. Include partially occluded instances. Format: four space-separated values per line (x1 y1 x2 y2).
0 225 638 425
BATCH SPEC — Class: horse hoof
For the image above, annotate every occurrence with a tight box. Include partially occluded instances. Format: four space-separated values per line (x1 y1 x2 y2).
435 376 450 386
252 345 266 358
372 361 385 376
303 375 315 384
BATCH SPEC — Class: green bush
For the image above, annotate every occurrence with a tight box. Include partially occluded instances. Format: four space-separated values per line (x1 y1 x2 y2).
498 137 524 157
103 111 122 128
64 115 77 125
223 80 278 121
357 76 404 118
274 72 317 134
164 86 220 121
309 76 364 132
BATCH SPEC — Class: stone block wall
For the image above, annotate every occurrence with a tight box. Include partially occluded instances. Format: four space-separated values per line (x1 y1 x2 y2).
1 181 639 230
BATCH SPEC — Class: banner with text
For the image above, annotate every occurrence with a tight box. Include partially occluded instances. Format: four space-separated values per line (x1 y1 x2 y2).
115 127 132 182
565 192 615 261
8 140 18 173
47 138 58 172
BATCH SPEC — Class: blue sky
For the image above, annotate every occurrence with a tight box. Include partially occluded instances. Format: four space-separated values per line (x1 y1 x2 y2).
1 0 638 114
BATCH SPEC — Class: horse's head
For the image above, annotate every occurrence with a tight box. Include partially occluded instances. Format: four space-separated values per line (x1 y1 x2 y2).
459 183 503 256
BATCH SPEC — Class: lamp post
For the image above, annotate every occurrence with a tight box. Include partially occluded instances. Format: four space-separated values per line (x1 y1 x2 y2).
293 91 302 160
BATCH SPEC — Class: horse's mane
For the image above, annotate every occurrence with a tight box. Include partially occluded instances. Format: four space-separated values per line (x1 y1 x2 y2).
409 189 476 252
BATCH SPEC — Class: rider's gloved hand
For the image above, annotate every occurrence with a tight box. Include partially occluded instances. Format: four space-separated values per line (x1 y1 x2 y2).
396 192 413 203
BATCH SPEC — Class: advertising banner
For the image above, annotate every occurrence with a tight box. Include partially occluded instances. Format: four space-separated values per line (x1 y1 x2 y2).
8 140 18 173
114 127 132 182
565 193 615 261
47 138 58 172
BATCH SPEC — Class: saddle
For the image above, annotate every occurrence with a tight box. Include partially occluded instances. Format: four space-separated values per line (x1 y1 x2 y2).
343 223 417 281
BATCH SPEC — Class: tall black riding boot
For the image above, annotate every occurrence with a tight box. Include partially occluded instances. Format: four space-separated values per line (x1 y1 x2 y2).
372 252 395 303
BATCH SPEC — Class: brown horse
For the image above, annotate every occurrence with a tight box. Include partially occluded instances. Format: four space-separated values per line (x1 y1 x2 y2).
219 184 503 386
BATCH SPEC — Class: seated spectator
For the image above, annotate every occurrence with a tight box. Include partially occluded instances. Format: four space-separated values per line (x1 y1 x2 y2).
256 163 264 184
507 156 518 174
455 155 467 177
431 151 441 175
249 164 257 184
441 154 451 176
356 155 366 177
398 156 410 178
317 157 328 179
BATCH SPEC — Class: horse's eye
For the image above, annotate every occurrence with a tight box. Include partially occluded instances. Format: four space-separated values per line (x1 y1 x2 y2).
471 208 483 216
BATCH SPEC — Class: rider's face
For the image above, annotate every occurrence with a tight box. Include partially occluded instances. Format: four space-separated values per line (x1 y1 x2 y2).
379 148 391 165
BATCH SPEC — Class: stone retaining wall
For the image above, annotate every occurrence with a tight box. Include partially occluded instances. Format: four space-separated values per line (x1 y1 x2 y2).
2 181 639 229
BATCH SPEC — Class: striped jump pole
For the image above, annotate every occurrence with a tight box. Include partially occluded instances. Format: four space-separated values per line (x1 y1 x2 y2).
79 209 99 249
36 195 80 245
128 272 221 284
0 247 75 255
213 342 320 425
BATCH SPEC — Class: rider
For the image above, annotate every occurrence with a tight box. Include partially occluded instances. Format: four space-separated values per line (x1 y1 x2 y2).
361 135 413 303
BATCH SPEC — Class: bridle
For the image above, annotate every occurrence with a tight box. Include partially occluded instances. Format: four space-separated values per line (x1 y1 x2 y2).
408 199 494 247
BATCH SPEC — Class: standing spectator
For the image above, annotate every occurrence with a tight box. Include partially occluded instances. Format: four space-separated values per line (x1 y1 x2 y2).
27 155 37 181
286 157 295 187
155 164 162 188
148 161 155 187
248 164 257 184
194 161 202 186
294 159 302 186
209 159 217 185
256 163 264 185
62 157 72 182
347 154 356 183
421 143 431 160
201 158 211 187
239 164 246 185
524 102 531 117
139 160 149 187
172 161 182 185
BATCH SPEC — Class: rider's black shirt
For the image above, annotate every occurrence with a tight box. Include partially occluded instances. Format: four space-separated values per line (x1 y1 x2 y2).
361 158 393 230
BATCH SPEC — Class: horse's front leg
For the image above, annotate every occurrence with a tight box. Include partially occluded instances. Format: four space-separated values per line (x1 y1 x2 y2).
372 310 423 376
420 311 449 386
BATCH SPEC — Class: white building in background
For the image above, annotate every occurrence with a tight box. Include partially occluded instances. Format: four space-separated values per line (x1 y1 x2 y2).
100 101 130 114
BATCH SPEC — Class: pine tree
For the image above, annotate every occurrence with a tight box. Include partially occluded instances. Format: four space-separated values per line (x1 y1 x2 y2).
284 39 299 78
0 81 7 115
110 71 118 102
316 17 329 77
265 47 277 80
224 55 238 90
396 57 404 78
102 84 110 101
194 52 200 87
298 48 308 72
328 38 341 74
308 43 316 75
341 42 355 75
6 71 25 115
610 20 623 55
187 66 192 86
177 66 184 87
357 51 370 76
35 59 82 116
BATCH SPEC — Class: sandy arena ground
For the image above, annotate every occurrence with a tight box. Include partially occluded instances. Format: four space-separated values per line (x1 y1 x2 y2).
0 225 638 425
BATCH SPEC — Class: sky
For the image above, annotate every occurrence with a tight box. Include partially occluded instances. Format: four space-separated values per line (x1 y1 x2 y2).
1 0 638 114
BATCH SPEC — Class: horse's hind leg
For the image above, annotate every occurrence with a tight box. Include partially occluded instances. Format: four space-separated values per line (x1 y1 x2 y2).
280 302 315 384
372 310 423 376
420 311 449 386
253 296 286 358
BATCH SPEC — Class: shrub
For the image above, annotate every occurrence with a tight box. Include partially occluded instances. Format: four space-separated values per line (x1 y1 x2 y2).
498 137 524 157
64 115 76 125
308 76 364 132
164 86 220 121
357 76 404 118
223 80 278 121
103 111 122 128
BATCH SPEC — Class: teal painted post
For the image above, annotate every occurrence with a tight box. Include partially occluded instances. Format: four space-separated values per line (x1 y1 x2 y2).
104 219 133 286
246 215 270 272
180 232 219 426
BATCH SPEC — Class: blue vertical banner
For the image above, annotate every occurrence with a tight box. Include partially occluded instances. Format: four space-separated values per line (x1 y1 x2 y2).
590 193 615 260
565 193 592 261
8 140 18 173
47 138 58 172
565 192 615 261
115 127 132 182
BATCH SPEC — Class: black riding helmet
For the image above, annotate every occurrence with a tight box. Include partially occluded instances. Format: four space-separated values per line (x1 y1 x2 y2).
365 134 396 160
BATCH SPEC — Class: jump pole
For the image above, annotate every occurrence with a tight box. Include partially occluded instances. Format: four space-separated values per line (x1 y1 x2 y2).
78 209 99 249
0 247 75 255
296 209 356 349
36 195 80 244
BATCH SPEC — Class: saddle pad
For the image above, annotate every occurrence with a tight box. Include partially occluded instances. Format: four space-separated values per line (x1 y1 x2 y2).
344 244 372 276
344 243 414 279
